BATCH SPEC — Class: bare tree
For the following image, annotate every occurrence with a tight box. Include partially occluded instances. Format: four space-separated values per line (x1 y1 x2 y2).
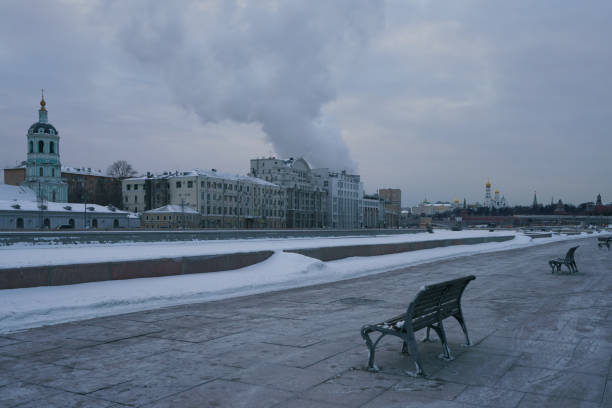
107 160 137 179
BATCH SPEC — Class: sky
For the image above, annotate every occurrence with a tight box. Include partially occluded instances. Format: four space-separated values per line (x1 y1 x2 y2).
1 0 611 206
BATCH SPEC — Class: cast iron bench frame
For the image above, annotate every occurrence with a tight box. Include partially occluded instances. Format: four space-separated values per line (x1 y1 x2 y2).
549 246 579 273
598 237 611 250
360 275 476 377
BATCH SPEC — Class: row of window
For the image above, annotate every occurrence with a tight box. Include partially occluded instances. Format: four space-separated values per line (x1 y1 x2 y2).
125 181 283 196
145 215 194 221
29 140 56 154
36 166 58 177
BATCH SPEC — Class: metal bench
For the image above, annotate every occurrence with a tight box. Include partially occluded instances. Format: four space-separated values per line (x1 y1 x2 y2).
597 237 611 250
360 275 475 377
549 246 579 273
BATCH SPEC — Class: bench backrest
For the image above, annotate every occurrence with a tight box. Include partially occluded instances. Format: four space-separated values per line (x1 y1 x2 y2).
407 275 476 332
565 246 579 262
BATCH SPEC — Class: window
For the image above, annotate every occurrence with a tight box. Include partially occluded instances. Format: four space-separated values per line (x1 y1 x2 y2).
125 196 128 202
135 196 138 203
176 181 182 188
39 167 43 177
51 168 55 177
134 184 138 190
127 184 131 190
49 141 55 154
188 181 193 188
38 141 44 153
29 141 33 153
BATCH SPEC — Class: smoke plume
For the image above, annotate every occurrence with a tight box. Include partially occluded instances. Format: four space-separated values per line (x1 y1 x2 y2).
113 0 383 170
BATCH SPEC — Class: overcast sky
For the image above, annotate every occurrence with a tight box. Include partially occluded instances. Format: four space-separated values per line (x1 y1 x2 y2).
1 0 611 206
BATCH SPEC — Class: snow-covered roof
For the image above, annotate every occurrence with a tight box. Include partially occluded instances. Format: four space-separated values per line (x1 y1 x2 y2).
0 198 128 216
0 184 37 201
126 168 280 187
61 166 106 177
144 205 199 214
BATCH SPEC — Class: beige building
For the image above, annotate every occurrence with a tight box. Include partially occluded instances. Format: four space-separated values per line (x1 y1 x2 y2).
122 169 285 229
411 200 454 216
142 205 200 229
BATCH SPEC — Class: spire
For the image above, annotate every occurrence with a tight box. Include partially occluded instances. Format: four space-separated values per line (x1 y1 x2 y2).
38 89 48 123
532 191 538 207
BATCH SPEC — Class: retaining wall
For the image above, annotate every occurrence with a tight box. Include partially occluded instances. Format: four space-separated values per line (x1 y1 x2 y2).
0 251 273 289
284 236 515 261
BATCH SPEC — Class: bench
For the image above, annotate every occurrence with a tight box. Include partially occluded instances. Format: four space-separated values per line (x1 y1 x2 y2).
598 237 611 250
548 246 579 273
360 275 475 377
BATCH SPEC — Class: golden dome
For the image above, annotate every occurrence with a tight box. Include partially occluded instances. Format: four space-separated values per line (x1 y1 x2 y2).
453 198 459 204
485 179 491 188
495 189 499 194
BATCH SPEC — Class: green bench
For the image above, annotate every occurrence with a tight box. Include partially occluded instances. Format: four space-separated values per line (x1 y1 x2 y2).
549 246 579 273
360 275 475 377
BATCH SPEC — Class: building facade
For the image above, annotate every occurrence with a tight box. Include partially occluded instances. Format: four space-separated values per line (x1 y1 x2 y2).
4 165 122 207
250 157 327 228
142 205 200 229
0 184 129 230
122 169 286 228
362 194 384 228
21 96 68 202
313 169 363 229
379 188 401 228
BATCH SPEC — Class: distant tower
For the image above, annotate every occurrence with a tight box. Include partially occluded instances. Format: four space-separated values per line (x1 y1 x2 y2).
596 194 602 206
22 92 68 202
463 198 466 209
485 179 492 208
532 191 538 208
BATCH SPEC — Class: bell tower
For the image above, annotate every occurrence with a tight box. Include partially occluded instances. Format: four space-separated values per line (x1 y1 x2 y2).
22 91 68 202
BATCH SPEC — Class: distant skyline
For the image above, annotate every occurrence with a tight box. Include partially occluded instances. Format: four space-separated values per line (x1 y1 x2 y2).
1 1 611 206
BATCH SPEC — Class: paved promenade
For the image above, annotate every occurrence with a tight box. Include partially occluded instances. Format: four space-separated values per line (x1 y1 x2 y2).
1 238 611 407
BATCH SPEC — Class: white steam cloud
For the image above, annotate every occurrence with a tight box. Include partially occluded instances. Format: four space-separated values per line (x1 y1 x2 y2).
113 0 384 170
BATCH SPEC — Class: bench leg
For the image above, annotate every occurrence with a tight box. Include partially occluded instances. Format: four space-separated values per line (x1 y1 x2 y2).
361 327 384 372
453 313 472 347
403 331 426 377
422 326 438 343
431 321 453 361
549 261 556 274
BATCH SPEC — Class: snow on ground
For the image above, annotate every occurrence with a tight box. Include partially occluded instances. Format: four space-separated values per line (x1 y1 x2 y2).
1 229 516 268
0 230 605 333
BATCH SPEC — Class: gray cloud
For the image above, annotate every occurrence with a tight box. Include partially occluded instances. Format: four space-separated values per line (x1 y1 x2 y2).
1 0 611 206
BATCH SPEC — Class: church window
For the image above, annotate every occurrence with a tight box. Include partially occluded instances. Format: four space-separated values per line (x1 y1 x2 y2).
52 168 55 177
38 128 43 133
49 141 55 154
52 190 56 201
38 141 44 153
39 167 43 177
29 141 33 153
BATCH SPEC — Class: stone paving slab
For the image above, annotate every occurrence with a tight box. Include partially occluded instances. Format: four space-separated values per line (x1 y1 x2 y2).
0 237 611 407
